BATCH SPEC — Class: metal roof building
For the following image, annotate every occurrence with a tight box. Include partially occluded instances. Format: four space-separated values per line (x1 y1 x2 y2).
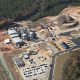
4 39 11 44
10 34 19 38
8 28 24 47
13 57 25 68
8 28 18 35
12 37 23 44
23 53 29 59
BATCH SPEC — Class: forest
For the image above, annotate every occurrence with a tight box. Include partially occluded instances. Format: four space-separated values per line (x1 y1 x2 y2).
62 50 80 80
0 0 80 21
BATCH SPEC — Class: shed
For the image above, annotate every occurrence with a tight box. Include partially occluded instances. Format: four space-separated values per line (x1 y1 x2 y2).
29 50 37 55
61 42 70 49
4 39 11 44
23 53 29 59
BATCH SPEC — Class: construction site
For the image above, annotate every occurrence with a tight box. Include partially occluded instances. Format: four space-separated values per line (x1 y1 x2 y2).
0 7 80 80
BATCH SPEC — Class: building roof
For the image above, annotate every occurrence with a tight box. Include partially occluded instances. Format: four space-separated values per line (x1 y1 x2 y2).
12 37 23 43
23 54 29 59
8 29 18 35
10 34 19 38
59 15 74 24
13 57 25 67
4 39 10 44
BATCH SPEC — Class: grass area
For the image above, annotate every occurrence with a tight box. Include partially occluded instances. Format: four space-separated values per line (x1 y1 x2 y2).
54 49 80 80
0 60 10 80
0 69 5 80
54 53 70 80
62 50 80 80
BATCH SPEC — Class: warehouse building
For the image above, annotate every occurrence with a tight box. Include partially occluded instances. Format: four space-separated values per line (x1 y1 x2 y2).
12 37 24 47
8 28 24 47
13 57 25 68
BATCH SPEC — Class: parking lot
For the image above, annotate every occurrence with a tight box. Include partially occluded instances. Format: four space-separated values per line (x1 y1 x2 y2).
72 37 80 47
21 64 48 79
55 37 77 51
15 50 52 80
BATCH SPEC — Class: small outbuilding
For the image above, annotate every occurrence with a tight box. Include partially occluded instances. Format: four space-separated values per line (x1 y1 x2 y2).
23 53 29 59
4 39 11 44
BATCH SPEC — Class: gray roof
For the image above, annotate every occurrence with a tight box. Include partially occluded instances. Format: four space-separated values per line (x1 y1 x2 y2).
13 57 25 67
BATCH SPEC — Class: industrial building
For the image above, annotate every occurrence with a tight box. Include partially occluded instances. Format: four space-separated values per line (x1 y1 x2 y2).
8 28 24 47
27 31 37 41
1 7 80 80
23 54 29 59
58 14 78 29
17 27 37 41
3 39 11 45
19 28 28 40
12 37 24 47
61 42 70 49
13 57 25 68
58 15 74 24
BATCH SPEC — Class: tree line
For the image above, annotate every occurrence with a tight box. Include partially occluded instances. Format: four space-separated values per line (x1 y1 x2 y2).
0 0 80 21
62 50 80 80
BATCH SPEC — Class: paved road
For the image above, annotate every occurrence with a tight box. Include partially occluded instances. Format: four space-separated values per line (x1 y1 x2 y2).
48 47 80 80
0 52 15 80
48 55 56 80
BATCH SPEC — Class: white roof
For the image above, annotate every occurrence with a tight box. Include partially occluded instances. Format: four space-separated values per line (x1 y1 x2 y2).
29 32 33 35
4 39 10 44
12 37 23 43
8 29 17 35
23 54 29 59
10 34 19 38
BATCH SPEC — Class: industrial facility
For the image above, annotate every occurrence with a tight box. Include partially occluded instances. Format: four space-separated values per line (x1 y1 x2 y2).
13 57 25 68
58 14 78 29
6 27 38 47
8 28 24 47
0 7 80 80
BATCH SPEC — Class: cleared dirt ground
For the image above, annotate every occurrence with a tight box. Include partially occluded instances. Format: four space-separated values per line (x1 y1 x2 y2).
3 50 25 80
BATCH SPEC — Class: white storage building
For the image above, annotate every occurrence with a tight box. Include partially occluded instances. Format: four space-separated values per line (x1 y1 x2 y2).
8 28 24 47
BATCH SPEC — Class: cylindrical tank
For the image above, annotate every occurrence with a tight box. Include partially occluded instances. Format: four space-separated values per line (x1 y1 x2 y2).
28 31 37 41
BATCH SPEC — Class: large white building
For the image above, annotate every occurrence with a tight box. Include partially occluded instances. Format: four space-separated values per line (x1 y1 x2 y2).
8 28 24 47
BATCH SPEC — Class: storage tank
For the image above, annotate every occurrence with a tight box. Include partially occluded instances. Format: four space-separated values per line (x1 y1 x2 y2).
28 31 37 41
20 28 28 40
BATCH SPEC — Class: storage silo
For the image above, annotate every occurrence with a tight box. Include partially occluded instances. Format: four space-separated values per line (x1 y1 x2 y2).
28 31 37 41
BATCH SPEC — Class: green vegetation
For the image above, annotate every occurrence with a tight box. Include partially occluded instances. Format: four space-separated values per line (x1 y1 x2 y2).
0 60 10 80
62 50 80 80
0 0 80 21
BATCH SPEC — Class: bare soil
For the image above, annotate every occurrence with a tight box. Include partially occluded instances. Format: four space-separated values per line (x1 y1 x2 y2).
3 50 24 80
54 53 70 80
